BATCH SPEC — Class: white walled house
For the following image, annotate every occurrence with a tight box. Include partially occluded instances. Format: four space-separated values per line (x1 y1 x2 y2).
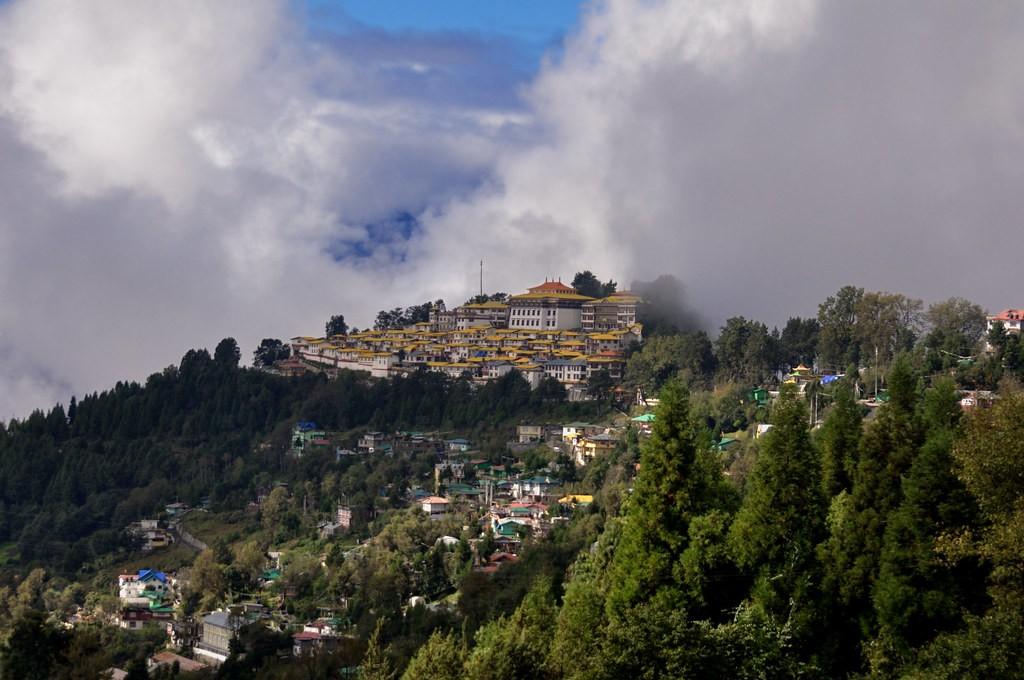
508 280 594 331
421 496 450 520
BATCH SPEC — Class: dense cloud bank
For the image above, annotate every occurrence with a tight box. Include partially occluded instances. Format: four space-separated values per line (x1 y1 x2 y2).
1 0 1022 415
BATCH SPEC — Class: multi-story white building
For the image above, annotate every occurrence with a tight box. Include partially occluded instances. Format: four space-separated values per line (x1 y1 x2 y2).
508 280 594 331
581 290 641 331
543 358 588 384
455 301 510 329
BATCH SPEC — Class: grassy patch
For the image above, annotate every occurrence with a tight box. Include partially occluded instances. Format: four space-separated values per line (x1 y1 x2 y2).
110 543 197 575
181 510 260 547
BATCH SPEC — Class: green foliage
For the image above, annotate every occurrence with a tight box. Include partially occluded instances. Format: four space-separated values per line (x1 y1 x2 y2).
855 292 923 365
0 348 602 575
464 292 507 305
571 270 616 298
778 317 820 367
359 620 396 680
678 510 743 620
325 314 349 337
374 301 435 330
817 285 864 370
253 338 290 367
606 379 734 617
214 337 242 368
923 297 985 368
547 575 607 680
0 610 68 679
817 381 862 497
402 630 466 680
597 599 815 680
464 578 557 680
714 317 777 385
728 388 824 631
624 332 716 391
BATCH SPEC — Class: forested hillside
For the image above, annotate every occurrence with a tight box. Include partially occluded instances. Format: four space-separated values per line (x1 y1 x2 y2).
2 285 1024 678
0 340 596 574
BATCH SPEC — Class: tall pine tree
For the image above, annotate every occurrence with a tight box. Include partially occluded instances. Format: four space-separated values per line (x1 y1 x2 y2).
729 386 825 633
819 355 922 670
818 380 863 497
605 379 731 617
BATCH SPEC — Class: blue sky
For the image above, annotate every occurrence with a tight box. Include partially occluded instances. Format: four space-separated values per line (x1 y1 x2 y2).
306 0 584 65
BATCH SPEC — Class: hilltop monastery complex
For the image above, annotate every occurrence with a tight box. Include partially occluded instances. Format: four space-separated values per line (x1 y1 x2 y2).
288 280 643 397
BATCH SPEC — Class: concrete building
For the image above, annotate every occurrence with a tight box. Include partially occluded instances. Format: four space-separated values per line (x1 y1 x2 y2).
508 280 594 331
194 611 243 665
581 291 641 331
455 301 510 329
421 496 450 520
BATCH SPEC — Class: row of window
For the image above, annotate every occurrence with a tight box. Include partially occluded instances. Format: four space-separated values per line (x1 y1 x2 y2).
511 307 556 317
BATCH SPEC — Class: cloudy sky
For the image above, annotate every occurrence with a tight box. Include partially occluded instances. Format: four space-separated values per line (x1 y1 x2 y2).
1 0 1021 417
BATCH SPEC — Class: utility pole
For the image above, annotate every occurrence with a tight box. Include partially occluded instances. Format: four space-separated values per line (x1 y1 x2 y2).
874 345 879 398
479 260 484 297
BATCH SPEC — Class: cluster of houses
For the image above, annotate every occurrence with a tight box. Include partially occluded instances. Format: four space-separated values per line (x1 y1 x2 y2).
285 280 644 397
97 415 644 671
289 417 625 470
116 569 176 631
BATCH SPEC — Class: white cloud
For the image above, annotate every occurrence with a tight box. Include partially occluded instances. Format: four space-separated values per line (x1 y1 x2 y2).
0 0 520 417
2 0 1024 417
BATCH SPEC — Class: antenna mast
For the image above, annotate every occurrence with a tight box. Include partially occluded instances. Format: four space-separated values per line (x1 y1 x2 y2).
479 260 484 297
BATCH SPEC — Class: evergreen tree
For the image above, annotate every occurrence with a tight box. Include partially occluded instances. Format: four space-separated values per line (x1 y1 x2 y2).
464 578 557 680
729 387 824 632
818 381 862 497
819 356 922 669
359 620 395 680
547 576 607 680
605 379 731 617
402 630 466 680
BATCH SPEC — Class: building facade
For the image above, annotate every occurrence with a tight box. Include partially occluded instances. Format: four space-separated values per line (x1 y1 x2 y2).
581 290 641 331
508 280 594 331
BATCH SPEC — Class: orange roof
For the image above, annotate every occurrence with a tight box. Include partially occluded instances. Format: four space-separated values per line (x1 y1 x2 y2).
528 279 577 294
990 309 1024 321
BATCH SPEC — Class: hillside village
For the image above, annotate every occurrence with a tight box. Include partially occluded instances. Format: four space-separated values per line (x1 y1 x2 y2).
285 279 643 398
101 411 641 673
3 287 1024 678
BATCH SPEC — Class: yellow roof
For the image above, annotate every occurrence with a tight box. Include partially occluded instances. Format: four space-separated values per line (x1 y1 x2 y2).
461 301 509 309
